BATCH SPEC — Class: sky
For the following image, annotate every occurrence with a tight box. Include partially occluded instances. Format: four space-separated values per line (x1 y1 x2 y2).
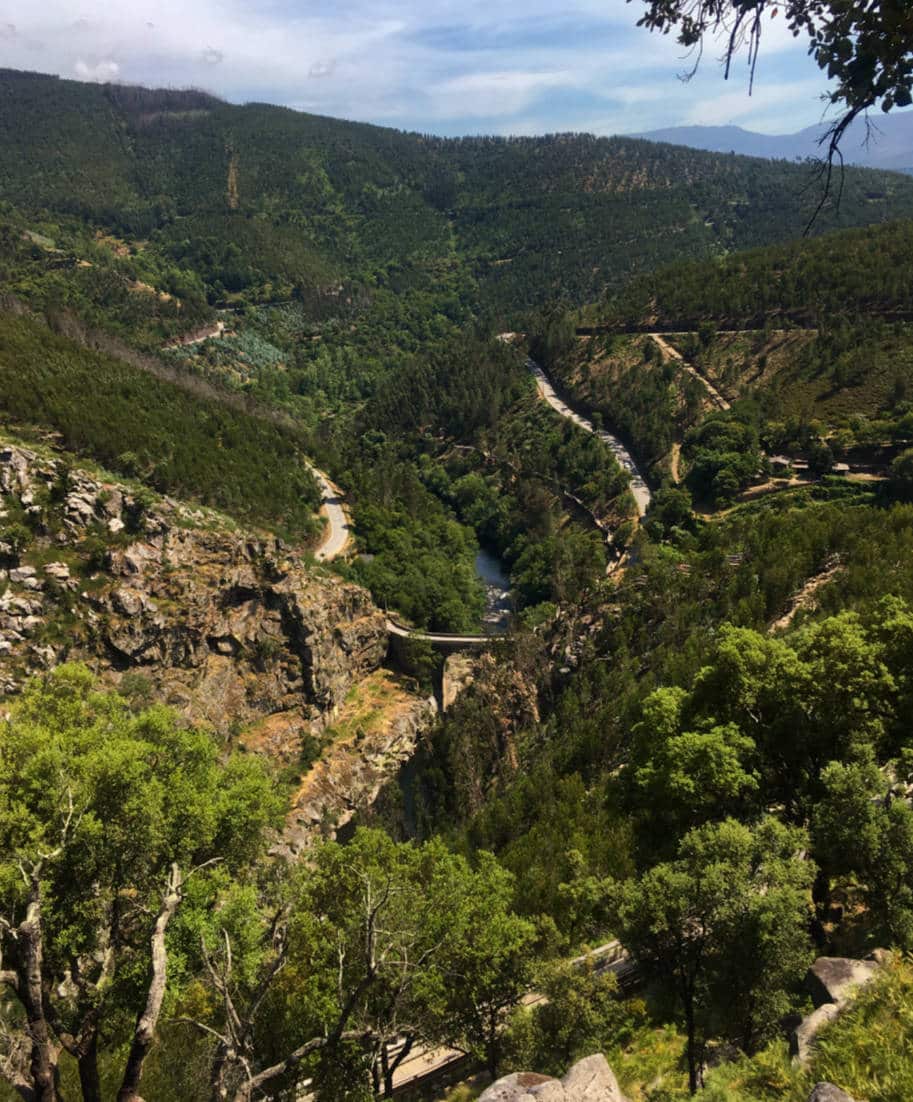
0 0 846 138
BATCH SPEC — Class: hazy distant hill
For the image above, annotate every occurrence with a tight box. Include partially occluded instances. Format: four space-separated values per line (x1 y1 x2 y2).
634 111 913 175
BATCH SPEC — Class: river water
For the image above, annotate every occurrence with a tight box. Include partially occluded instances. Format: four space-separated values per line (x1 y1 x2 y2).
475 547 512 634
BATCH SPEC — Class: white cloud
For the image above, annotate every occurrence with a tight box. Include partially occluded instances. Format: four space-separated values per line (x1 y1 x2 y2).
0 0 835 135
684 78 830 131
74 58 120 82
308 59 336 79
431 68 578 118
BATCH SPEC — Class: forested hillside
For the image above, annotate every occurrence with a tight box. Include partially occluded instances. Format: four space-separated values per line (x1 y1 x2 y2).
599 219 913 329
4 67 913 321
531 219 913 510
4 64 913 1102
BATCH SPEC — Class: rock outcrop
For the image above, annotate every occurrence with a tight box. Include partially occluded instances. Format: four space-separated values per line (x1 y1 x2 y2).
1 441 446 852
790 1004 841 1064
276 670 437 855
806 957 880 1010
808 1085 858 1102
0 443 387 738
479 1056 628 1102
790 954 884 1063
441 652 478 711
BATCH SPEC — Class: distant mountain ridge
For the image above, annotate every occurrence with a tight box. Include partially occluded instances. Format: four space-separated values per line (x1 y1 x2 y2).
633 112 913 175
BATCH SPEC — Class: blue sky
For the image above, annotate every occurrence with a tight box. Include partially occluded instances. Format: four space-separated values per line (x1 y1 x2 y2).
0 0 845 136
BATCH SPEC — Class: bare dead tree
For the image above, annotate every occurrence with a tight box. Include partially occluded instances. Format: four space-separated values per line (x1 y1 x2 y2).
115 859 220 1102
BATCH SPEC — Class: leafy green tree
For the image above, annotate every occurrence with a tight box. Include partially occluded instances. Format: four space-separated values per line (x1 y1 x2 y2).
813 760 913 948
610 818 813 1093
514 961 644 1077
630 686 759 850
0 666 281 1102
808 441 835 476
424 852 538 1079
689 617 895 821
890 447 913 501
645 485 694 541
183 831 538 1099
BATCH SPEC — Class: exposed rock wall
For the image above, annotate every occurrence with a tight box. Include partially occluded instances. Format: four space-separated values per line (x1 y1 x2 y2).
0 443 387 739
278 674 438 855
790 954 885 1063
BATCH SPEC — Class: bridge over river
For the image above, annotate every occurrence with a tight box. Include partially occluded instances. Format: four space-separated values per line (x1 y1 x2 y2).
385 617 499 651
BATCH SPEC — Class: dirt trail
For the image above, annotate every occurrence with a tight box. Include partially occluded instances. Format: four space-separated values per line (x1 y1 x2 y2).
164 320 226 348
650 333 731 411
670 442 681 484
770 558 844 632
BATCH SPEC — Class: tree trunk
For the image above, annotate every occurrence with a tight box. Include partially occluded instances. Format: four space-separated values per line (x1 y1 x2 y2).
382 1035 413 1098
684 999 699 1096
20 897 59 1102
810 866 831 949
116 865 183 1102
76 1033 102 1102
371 1050 382 1099
208 1041 230 1102
485 1013 499 1081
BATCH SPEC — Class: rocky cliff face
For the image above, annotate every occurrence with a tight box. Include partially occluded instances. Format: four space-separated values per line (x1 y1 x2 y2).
0 442 387 743
276 669 438 855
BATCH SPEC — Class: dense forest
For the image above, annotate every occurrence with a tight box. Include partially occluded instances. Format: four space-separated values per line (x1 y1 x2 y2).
4 68 913 325
599 219 913 330
4 64 913 1102
0 311 321 535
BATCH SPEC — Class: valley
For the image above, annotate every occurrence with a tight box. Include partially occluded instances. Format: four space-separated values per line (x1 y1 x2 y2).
2 59 913 1102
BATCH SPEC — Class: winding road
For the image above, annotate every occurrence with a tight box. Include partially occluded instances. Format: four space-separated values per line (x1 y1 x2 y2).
388 940 634 1093
528 358 652 517
310 465 353 562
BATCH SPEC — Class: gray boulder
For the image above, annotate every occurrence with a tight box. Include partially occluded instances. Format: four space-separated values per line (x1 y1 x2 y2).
806 957 880 1009
790 1003 840 1064
561 1055 627 1101
480 1056 628 1102
479 1072 562 1102
808 1084 858 1102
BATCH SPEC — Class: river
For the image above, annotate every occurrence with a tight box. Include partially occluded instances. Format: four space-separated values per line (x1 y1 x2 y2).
475 547 512 634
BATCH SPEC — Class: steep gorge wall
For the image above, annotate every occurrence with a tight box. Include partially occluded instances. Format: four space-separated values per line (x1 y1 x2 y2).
0 442 387 744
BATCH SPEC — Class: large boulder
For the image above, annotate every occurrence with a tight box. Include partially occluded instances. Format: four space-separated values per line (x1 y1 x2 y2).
479 1056 628 1102
790 1003 840 1064
561 1055 627 1101
808 1084 858 1102
479 1072 563 1102
806 957 880 1009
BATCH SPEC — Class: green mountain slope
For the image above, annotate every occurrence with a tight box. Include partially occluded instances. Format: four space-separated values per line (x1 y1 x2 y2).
0 311 320 534
5 67 913 319
599 218 913 329
540 219 913 503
